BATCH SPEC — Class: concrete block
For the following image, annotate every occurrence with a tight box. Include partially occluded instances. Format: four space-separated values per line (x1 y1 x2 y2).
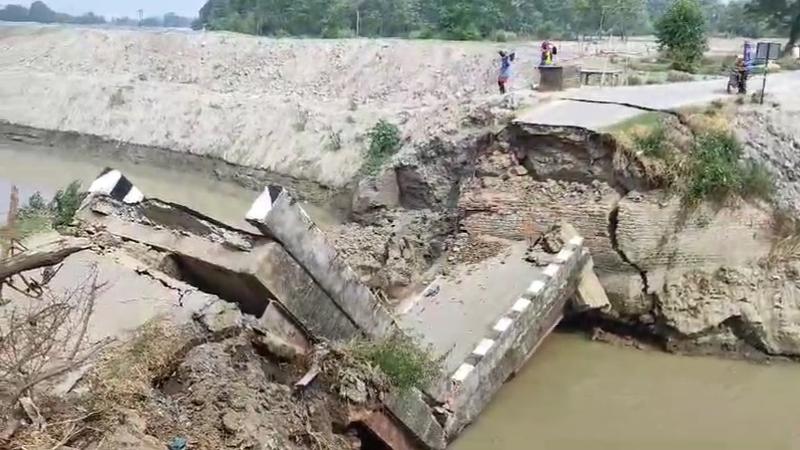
385 389 446 450
250 244 361 341
573 258 611 312
246 186 397 339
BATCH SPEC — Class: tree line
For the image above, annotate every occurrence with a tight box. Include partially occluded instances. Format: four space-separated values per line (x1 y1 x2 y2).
0 1 194 28
194 0 797 42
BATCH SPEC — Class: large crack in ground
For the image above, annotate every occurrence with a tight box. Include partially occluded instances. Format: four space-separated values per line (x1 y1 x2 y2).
607 198 651 298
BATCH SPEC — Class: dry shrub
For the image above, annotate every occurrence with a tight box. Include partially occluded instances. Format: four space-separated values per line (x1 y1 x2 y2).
87 319 191 417
0 266 107 447
768 211 800 267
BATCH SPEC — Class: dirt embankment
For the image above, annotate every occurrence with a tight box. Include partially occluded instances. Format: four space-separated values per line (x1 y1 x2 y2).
3 26 747 192
0 25 538 190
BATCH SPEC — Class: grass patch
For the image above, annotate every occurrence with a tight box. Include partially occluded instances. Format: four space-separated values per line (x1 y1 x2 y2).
628 60 671 72
686 131 773 204
611 107 775 206
362 119 402 175
350 333 440 391
89 319 188 412
632 123 668 158
666 70 694 82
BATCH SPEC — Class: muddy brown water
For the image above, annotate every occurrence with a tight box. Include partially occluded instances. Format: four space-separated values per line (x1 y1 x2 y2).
451 332 800 450
0 141 339 229
4 141 800 449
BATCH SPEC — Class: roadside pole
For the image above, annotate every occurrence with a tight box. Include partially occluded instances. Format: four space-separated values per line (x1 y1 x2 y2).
760 64 768 105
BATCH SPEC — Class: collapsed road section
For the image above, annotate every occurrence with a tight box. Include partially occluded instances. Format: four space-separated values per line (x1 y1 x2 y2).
0 168 602 449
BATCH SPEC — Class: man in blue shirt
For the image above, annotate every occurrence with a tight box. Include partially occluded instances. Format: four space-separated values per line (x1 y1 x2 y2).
498 51 515 94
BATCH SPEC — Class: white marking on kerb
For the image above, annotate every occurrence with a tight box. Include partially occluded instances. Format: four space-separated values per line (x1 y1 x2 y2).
543 264 560 277
245 188 273 221
472 338 495 356
512 298 531 312
88 170 122 195
122 186 144 204
527 280 545 296
493 317 513 332
556 249 573 263
569 236 584 246
452 363 475 382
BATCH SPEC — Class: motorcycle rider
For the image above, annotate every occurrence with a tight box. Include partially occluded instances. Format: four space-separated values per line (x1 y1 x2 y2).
734 55 748 94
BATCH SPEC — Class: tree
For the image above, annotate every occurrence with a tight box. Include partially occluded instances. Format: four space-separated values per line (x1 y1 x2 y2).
28 1 56 23
0 4 30 22
163 12 193 28
747 0 800 53
573 0 648 37
719 0 768 37
140 16 163 27
656 0 708 71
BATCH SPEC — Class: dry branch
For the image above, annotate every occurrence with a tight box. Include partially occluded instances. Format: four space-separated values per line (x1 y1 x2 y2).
0 238 90 281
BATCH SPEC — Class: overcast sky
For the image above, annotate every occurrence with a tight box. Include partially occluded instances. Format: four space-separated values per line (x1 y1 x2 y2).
24 1 205 18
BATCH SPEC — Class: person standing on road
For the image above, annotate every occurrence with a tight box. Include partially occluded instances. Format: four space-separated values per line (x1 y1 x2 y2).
498 50 515 94
735 55 748 94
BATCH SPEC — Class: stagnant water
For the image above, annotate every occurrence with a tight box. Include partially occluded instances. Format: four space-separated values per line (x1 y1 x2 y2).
4 141 800 449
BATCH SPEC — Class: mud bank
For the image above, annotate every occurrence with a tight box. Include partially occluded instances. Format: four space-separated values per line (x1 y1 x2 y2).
461 119 800 359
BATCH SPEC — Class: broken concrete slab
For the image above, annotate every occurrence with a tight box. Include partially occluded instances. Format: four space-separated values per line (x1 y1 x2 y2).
384 389 446 450
435 236 588 438
80 206 361 341
246 186 398 339
573 258 611 312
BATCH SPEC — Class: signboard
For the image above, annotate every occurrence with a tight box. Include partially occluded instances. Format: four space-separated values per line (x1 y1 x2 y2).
755 42 781 63
754 42 782 104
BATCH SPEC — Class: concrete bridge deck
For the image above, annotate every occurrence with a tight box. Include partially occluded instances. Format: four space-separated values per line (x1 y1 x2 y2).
399 243 542 375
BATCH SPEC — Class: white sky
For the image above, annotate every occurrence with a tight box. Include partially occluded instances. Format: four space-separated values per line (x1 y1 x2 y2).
13 0 205 18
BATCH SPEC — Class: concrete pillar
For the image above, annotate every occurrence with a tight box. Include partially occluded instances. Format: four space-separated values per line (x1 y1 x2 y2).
246 185 397 339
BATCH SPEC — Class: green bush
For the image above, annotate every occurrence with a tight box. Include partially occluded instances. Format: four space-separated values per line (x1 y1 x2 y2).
352 334 440 391
633 124 667 157
686 131 772 203
490 29 517 42
687 132 742 202
322 27 356 39
363 120 402 175
656 0 707 72
52 180 84 228
15 180 84 235
666 70 694 82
